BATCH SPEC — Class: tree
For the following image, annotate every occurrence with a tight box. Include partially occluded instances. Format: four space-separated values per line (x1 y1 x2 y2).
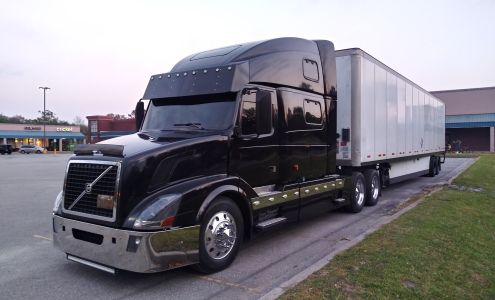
74 116 89 140
33 109 69 125
0 111 71 125
0 113 27 124
106 112 135 120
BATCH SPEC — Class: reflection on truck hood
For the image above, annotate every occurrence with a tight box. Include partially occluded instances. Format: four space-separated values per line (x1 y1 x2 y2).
98 130 224 158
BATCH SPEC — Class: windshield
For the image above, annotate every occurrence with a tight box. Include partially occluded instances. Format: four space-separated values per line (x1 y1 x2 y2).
142 93 237 131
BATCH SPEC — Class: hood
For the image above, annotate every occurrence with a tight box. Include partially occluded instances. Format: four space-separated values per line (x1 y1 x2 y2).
97 131 230 226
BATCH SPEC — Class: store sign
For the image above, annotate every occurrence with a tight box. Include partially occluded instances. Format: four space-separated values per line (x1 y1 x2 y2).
24 126 42 130
56 127 73 132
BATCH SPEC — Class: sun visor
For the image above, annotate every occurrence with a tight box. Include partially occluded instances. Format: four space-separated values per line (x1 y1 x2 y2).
143 62 249 99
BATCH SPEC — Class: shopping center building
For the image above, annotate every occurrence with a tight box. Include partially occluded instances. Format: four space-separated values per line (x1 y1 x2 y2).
87 115 135 143
0 123 85 151
431 86 495 152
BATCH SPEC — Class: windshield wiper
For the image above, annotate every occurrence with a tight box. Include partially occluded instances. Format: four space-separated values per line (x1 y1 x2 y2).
173 122 205 130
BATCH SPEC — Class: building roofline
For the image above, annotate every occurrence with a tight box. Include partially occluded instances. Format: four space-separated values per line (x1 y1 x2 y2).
86 115 114 120
430 86 495 93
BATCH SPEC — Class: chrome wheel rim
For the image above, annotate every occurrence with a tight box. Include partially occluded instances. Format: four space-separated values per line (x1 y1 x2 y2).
355 180 365 206
371 175 380 200
204 211 237 260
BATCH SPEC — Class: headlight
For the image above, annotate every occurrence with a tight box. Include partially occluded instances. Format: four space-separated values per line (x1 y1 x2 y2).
133 194 180 230
53 191 63 214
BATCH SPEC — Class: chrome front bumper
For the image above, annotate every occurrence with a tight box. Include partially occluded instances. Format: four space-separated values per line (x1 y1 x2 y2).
52 215 200 273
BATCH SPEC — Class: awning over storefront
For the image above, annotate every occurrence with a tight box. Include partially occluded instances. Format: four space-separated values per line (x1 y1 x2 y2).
0 130 85 139
446 113 495 129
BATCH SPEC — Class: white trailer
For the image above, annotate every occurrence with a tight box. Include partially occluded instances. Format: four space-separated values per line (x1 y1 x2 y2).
336 48 445 183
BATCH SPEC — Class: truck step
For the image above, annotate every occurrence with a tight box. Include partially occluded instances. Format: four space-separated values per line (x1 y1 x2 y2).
255 217 287 231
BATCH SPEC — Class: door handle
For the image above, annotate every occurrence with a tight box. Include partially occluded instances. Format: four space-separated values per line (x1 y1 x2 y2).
268 165 277 173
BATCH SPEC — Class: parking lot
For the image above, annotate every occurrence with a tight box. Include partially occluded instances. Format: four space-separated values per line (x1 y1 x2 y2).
0 153 475 299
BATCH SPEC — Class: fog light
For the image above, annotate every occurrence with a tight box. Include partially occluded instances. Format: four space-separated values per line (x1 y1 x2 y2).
97 195 114 210
126 236 142 253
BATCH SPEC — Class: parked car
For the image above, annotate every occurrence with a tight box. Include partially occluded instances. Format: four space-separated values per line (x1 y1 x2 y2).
0 144 13 155
19 145 45 154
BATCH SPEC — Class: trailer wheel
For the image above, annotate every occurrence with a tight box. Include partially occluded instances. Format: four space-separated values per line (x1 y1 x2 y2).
346 172 366 213
363 169 380 206
434 156 440 175
429 156 436 177
196 196 244 274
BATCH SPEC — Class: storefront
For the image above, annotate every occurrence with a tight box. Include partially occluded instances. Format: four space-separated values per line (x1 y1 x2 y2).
0 123 85 151
87 115 135 143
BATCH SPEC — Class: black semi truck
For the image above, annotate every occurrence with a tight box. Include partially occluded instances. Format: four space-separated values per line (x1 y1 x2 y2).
53 37 445 274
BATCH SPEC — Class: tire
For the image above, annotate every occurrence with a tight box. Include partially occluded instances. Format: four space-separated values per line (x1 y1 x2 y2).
20 150 25 154
429 156 436 177
363 169 380 206
36 150 41 154
434 157 440 175
196 197 244 273
346 172 366 213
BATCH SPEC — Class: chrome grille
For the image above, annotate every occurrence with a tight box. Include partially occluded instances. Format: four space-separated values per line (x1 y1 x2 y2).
63 161 120 220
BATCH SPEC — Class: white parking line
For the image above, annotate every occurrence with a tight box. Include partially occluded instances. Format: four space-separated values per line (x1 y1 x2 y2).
33 235 52 241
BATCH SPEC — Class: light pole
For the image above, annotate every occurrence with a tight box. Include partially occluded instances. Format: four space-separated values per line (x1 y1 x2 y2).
38 86 50 148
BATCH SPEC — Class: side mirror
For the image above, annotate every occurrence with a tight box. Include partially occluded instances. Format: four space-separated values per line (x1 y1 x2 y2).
135 101 144 131
256 91 272 135
233 125 241 137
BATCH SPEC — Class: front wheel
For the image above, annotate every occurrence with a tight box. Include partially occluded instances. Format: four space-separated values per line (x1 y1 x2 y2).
196 197 244 273
346 172 366 213
20 150 25 154
36 150 42 154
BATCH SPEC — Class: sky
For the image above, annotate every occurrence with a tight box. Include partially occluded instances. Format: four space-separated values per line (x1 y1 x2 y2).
0 0 494 123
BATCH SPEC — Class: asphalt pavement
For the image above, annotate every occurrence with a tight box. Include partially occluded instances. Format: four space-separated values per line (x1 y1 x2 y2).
0 153 475 299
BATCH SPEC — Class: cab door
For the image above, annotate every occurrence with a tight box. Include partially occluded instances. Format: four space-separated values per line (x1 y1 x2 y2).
230 86 279 188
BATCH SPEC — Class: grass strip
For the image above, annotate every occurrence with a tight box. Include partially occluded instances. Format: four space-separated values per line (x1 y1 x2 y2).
281 155 495 299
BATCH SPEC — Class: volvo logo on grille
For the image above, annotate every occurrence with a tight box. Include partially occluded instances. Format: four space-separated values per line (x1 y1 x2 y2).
85 183 92 194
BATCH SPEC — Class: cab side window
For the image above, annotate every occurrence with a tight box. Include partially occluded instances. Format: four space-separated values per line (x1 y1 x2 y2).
284 92 324 131
240 90 273 136
304 99 322 124
241 94 257 135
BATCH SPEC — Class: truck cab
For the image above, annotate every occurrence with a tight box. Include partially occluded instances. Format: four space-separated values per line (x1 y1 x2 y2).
52 38 368 274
